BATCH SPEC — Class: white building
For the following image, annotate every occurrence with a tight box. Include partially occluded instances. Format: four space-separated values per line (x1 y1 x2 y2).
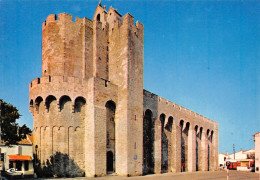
227 148 255 161
218 153 229 168
0 135 34 176
218 148 255 170
253 132 260 173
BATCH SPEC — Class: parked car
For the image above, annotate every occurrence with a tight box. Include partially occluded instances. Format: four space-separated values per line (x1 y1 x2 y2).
5 168 24 178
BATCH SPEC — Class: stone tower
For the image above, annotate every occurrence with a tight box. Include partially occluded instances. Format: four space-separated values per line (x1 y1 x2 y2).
29 3 219 178
29 3 144 177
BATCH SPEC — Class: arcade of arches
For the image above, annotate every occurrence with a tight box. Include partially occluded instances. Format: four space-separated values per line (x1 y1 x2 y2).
30 91 218 175
143 90 218 174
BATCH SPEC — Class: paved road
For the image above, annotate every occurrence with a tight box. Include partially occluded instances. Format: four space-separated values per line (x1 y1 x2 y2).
37 171 260 180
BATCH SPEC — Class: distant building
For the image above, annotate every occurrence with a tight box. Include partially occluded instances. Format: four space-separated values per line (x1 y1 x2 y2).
218 148 255 170
227 149 255 161
218 153 228 168
0 135 34 176
253 132 260 173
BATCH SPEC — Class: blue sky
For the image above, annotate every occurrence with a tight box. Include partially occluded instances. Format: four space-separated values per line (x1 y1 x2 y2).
0 0 259 154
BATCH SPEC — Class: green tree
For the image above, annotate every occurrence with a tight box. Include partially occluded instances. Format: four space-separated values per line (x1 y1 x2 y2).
0 99 32 145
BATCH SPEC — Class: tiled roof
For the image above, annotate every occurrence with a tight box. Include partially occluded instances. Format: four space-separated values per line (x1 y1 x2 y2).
220 153 228 156
27 134 33 143
0 135 33 145
18 138 32 145
253 132 260 137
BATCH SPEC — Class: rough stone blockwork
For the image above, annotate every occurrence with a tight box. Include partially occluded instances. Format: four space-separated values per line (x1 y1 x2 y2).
29 3 218 178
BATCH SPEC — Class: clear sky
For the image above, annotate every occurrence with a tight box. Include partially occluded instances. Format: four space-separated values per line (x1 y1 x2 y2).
0 0 259 154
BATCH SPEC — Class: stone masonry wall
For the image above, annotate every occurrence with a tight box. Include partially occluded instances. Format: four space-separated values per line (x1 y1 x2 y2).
29 3 218 178
143 90 219 173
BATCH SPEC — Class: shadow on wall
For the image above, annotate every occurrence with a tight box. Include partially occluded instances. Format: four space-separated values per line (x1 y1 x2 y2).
34 152 84 178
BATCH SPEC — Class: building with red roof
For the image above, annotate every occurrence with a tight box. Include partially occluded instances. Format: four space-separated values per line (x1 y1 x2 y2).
0 134 34 176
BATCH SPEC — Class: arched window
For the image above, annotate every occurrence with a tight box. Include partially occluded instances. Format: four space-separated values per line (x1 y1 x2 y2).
105 100 116 112
165 116 173 132
30 99 34 107
160 113 168 173
143 109 154 174
97 14 100 21
59 95 71 111
200 127 203 134
45 95 57 112
210 131 214 142
106 100 116 173
35 96 43 113
195 125 199 171
207 129 210 136
74 97 86 113
160 114 166 125
180 120 184 129
185 122 190 131
195 125 198 132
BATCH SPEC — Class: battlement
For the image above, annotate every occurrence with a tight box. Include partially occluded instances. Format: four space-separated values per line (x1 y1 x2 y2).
29 76 83 89
143 89 215 124
42 13 87 30
41 6 144 40
122 13 143 30
159 96 215 123
93 4 143 37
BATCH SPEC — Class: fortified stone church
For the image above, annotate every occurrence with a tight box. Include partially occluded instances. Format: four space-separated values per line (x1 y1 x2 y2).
29 3 218 177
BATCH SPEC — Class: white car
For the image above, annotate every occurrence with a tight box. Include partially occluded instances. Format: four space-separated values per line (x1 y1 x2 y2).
6 168 24 177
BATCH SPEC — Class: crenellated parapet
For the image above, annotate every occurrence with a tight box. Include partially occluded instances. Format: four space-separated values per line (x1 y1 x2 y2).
29 75 118 116
42 13 87 30
30 75 82 88
41 4 144 82
29 76 87 101
93 4 144 40
143 89 217 133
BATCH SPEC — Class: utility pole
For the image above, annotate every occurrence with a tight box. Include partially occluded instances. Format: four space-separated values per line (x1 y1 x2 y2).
233 144 235 160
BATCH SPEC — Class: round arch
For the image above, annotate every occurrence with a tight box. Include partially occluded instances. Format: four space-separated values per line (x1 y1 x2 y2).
97 14 100 21
195 125 199 132
165 116 173 132
35 96 43 113
45 95 57 112
30 99 34 107
185 122 190 130
207 129 210 136
143 109 154 174
35 96 43 105
74 96 86 113
180 120 184 128
59 95 72 111
160 113 166 124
